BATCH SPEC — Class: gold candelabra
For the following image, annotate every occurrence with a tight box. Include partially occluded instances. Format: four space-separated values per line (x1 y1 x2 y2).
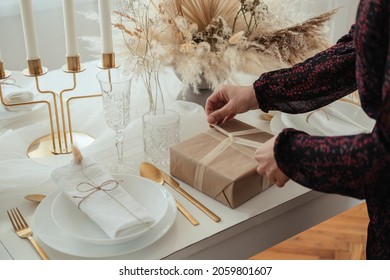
0 53 117 158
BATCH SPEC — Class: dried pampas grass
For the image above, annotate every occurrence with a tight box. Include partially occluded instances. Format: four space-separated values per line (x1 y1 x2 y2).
168 0 240 31
248 9 337 64
107 0 338 94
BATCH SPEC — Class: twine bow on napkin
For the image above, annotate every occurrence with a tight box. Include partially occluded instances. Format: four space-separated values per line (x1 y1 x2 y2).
51 157 155 239
73 179 119 209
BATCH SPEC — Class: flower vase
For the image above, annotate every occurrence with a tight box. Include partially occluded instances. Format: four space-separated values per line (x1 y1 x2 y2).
133 59 165 118
173 69 212 91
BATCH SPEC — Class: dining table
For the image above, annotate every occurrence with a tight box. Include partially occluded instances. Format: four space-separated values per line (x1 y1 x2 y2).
0 60 362 260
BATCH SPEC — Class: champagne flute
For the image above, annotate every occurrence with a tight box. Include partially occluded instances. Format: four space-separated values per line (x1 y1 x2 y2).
97 69 134 173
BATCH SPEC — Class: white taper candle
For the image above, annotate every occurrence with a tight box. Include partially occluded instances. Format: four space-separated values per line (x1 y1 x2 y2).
19 0 40 60
0 48 3 62
62 0 78 57
98 0 114 54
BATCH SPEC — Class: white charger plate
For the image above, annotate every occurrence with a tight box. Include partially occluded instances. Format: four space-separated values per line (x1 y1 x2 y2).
51 174 169 245
33 175 176 258
279 101 375 136
280 112 324 136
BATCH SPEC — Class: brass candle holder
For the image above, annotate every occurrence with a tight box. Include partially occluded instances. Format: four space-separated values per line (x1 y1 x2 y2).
0 61 11 80
0 61 11 79
0 53 120 158
1 59 58 158
98 53 119 69
1 56 100 158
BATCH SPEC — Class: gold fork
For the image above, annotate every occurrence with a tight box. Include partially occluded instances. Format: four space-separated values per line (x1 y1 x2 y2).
7 208 49 260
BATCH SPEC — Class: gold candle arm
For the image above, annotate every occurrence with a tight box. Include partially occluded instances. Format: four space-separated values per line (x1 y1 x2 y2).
0 84 56 151
58 73 77 153
0 63 57 152
0 61 10 79
66 93 102 146
2 58 98 158
34 76 63 153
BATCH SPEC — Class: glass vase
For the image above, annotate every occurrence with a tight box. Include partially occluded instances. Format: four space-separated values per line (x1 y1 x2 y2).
133 58 165 118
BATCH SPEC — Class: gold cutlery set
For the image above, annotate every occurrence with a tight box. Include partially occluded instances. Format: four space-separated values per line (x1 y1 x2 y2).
139 162 221 225
9 162 220 259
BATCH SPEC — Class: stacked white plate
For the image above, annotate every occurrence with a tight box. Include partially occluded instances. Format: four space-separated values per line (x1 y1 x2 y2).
270 100 375 136
33 174 176 258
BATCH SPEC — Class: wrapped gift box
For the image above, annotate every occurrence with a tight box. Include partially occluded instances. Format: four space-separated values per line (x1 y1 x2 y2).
170 119 273 208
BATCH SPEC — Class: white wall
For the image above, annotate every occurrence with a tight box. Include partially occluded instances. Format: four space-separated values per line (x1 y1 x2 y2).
0 0 100 71
0 0 360 71
294 0 360 43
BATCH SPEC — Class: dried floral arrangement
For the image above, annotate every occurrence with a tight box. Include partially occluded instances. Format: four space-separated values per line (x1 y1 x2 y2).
112 0 336 94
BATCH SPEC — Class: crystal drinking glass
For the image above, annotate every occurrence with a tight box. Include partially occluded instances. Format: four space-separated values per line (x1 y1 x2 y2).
97 69 134 173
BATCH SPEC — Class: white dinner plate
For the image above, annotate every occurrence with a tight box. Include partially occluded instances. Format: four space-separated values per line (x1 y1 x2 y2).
280 100 375 136
51 174 170 245
281 112 324 136
33 176 176 258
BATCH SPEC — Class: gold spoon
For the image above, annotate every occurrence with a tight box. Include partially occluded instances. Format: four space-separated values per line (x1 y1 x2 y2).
139 163 199 226
140 162 221 222
24 194 46 203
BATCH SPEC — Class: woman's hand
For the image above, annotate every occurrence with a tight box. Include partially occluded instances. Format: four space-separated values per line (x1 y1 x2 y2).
205 85 258 125
255 135 290 187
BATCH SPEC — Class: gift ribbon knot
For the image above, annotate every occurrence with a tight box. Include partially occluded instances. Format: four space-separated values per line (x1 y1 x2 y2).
194 124 262 191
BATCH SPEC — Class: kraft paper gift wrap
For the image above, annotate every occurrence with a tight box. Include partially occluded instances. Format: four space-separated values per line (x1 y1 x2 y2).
170 119 273 208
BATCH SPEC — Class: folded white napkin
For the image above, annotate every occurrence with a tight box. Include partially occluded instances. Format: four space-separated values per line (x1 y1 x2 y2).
51 158 155 239
306 107 370 136
1 90 34 112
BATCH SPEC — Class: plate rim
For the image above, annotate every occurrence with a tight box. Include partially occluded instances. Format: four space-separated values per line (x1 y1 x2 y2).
33 175 177 258
278 100 375 136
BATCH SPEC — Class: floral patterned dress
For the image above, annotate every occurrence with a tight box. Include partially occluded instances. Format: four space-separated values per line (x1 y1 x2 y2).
253 0 390 259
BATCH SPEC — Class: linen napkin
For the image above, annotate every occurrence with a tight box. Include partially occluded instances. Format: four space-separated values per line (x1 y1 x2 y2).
305 107 370 136
51 158 155 239
2 90 34 112
1 82 35 113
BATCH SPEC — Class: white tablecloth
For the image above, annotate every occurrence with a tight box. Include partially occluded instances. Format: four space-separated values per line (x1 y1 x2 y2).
0 61 361 260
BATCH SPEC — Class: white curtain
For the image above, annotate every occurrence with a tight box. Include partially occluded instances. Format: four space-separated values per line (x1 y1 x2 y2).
295 0 360 43
0 0 97 17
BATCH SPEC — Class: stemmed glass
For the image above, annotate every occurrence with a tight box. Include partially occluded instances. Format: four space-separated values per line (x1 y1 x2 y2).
97 69 134 173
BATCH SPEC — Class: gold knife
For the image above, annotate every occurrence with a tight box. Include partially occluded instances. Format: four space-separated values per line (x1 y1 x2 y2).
160 170 221 222
175 201 199 226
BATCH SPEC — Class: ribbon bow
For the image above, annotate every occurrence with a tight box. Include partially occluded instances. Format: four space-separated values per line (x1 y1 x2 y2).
73 179 119 209
194 124 262 191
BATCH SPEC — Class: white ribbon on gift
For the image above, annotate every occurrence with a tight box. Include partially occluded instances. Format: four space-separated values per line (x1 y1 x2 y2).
194 124 263 191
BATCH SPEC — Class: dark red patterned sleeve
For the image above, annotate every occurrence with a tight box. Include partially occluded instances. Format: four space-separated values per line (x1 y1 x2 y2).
253 26 357 114
274 125 390 199
271 24 390 198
